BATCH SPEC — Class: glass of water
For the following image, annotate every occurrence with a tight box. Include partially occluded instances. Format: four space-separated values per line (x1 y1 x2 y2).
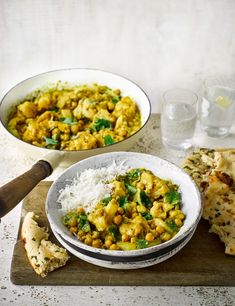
161 88 198 150
199 76 235 137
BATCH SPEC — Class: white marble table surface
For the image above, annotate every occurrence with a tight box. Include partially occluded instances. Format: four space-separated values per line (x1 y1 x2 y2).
0 114 235 306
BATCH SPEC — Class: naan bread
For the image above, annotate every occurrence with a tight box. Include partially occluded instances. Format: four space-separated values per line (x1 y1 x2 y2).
181 148 235 255
21 212 70 277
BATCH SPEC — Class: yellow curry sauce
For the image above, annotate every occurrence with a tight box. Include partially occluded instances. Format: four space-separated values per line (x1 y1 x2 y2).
7 84 141 150
62 168 185 250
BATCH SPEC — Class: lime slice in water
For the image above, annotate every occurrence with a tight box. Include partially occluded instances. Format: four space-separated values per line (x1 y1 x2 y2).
215 96 231 108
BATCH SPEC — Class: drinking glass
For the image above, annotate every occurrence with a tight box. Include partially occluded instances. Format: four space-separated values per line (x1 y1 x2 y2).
161 88 198 150
199 76 235 137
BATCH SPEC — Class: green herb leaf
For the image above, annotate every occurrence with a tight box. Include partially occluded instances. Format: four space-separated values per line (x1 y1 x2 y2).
164 190 181 205
49 106 59 112
82 222 91 233
141 212 153 220
78 214 88 228
103 135 114 146
108 224 118 238
136 239 148 249
92 118 112 132
165 220 178 232
43 136 59 145
140 191 151 208
127 169 142 181
78 214 91 232
118 196 128 208
102 196 112 205
124 181 137 196
60 117 77 125
111 97 120 104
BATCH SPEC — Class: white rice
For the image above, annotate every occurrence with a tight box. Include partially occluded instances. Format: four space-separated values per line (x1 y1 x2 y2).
58 161 130 213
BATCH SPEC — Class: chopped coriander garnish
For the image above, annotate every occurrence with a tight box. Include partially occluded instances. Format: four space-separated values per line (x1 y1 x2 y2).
124 182 137 195
136 239 148 249
92 119 112 132
118 196 128 208
111 97 120 104
102 196 112 205
103 135 114 146
127 169 142 181
141 211 153 220
164 190 181 205
43 137 59 145
165 220 178 232
49 106 59 112
108 224 118 238
59 117 77 125
140 191 151 208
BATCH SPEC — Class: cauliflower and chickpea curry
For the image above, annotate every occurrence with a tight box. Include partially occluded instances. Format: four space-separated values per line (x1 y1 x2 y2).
62 168 185 250
7 83 141 150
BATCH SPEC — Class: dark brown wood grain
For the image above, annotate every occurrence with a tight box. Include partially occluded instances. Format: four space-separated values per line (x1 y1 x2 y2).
10 182 235 286
0 160 52 218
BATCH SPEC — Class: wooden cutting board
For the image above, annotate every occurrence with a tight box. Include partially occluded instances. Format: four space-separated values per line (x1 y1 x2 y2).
10 181 235 286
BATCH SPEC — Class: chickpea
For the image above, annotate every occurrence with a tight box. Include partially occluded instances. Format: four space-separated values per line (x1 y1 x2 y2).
150 229 157 237
84 236 93 246
117 207 124 215
156 226 165 235
160 232 172 242
107 102 115 111
105 239 113 248
92 239 102 248
71 124 80 134
145 233 155 242
169 210 178 219
114 89 121 96
134 224 142 236
174 218 182 226
69 226 78 234
130 237 136 244
92 231 100 239
177 213 185 220
113 214 122 225
122 234 129 242
52 128 60 137
77 230 85 238
109 244 119 250
132 212 138 218
105 235 113 241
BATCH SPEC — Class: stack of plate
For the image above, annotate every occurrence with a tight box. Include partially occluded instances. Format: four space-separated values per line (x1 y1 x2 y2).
46 152 202 269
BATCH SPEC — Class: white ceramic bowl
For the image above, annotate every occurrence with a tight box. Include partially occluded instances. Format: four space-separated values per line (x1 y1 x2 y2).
52 225 196 269
46 152 202 261
0 68 151 166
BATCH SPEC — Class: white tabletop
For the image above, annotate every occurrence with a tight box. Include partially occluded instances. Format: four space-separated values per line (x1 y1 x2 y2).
0 114 235 306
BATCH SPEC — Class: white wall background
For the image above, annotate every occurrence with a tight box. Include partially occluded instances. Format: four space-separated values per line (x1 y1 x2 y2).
0 0 235 112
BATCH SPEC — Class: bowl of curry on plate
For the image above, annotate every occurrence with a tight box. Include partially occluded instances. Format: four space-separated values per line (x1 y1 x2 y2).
46 152 202 268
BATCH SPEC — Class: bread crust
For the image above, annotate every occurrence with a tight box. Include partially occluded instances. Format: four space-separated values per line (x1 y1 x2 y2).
21 212 70 277
182 148 235 255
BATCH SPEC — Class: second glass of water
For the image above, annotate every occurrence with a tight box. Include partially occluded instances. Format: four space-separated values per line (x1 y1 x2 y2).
161 88 198 150
199 76 235 138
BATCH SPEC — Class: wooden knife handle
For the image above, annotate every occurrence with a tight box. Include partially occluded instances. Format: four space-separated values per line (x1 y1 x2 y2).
0 160 52 219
